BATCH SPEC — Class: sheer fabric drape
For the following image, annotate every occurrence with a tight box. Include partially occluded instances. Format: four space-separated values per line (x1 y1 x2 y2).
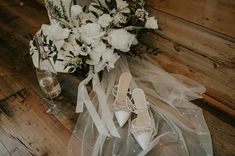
67 56 212 156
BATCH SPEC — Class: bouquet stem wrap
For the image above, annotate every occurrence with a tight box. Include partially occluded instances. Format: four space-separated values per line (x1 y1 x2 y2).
68 56 213 156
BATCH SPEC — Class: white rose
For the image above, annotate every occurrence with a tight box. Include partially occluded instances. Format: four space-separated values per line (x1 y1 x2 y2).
80 23 104 45
71 5 83 19
102 48 120 70
108 29 138 52
98 14 113 28
41 23 70 50
145 17 158 29
86 42 106 65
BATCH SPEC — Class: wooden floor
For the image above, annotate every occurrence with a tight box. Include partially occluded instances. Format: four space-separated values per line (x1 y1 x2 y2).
0 0 234 155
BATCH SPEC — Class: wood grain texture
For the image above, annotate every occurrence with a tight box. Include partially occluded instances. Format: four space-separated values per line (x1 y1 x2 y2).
141 7 235 110
0 0 234 155
0 74 24 101
146 0 235 38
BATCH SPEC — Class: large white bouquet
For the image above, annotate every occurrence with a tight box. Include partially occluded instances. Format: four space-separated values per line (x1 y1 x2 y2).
30 0 158 75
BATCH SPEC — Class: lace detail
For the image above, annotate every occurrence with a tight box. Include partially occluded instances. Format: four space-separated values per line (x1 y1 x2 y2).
130 117 155 136
128 101 150 114
131 126 153 136
112 85 151 113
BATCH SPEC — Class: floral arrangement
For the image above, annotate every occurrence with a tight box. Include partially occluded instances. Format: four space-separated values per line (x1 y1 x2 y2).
30 0 158 75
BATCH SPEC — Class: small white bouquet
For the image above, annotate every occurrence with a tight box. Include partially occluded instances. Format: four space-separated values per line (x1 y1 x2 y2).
30 0 158 75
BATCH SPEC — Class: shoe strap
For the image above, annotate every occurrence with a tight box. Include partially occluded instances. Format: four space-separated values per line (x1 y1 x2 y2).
128 101 150 114
112 85 151 113
112 85 133 112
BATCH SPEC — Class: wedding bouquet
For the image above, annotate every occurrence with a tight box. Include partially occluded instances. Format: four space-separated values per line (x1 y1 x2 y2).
30 0 158 75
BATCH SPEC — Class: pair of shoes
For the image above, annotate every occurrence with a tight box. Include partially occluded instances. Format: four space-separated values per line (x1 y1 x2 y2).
112 73 155 150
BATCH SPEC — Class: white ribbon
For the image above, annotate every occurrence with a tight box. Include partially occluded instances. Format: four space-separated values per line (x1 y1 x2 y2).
76 71 120 138
92 74 121 138
76 72 110 136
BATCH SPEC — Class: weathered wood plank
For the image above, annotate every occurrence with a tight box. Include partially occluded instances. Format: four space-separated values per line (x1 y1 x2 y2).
193 99 235 156
0 126 33 156
146 36 235 109
149 9 235 67
146 0 235 38
0 0 49 35
0 93 71 156
141 8 235 109
203 94 235 118
0 74 24 101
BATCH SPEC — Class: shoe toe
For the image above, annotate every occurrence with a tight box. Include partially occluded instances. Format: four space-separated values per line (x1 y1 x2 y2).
135 132 152 150
115 111 131 127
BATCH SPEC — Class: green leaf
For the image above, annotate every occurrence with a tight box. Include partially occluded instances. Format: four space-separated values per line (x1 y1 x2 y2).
96 0 109 13
83 5 87 12
90 11 99 18
105 0 115 10
69 51 75 57
49 51 54 55
86 20 93 24
75 39 83 46
32 39 37 47
53 55 57 63
49 40 53 46
57 59 64 62
92 4 101 10
63 64 69 70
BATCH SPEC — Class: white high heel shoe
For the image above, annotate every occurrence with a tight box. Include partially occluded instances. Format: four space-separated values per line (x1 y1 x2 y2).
112 72 132 127
130 88 155 150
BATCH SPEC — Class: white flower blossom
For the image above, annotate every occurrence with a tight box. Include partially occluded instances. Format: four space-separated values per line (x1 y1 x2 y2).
86 42 106 65
102 48 120 70
78 44 91 56
71 5 83 19
108 29 138 52
113 13 127 25
93 48 120 72
68 57 82 67
98 14 113 28
31 0 159 74
116 0 129 10
135 9 148 21
41 23 70 50
145 17 158 29
80 23 104 45
114 0 130 13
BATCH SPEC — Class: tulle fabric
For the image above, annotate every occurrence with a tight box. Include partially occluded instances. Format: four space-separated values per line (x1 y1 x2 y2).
67 56 213 156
